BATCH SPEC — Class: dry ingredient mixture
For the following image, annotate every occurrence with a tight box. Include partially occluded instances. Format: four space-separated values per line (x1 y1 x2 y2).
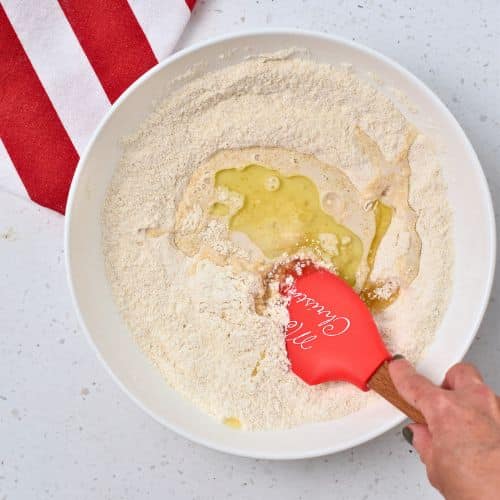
102 51 453 430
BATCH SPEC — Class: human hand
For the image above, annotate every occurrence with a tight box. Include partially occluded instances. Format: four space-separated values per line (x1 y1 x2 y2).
389 359 500 500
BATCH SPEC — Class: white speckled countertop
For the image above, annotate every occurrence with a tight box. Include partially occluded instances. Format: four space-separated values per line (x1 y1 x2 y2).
1 1 499 499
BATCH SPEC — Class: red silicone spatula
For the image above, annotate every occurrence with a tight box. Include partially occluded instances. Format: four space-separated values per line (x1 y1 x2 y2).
280 262 425 424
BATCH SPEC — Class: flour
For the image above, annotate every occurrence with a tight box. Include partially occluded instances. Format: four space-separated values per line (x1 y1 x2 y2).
102 52 453 430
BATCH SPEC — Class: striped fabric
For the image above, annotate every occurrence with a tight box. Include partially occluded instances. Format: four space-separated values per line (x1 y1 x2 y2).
1 0 195 214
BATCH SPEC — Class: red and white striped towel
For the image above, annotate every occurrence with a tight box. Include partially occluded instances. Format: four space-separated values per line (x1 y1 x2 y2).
1 0 196 214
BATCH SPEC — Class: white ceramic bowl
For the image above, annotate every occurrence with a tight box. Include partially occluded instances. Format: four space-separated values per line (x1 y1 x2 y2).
65 30 496 459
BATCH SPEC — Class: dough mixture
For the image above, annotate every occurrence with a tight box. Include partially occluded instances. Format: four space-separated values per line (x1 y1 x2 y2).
103 52 453 430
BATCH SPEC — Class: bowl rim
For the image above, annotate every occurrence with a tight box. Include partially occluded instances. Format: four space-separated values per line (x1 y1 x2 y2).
65 28 497 459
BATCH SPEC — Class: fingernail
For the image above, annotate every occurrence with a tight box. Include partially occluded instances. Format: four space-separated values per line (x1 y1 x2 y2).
392 354 405 360
402 426 413 445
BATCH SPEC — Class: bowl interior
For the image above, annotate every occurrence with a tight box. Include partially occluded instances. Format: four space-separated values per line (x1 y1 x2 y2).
66 31 495 459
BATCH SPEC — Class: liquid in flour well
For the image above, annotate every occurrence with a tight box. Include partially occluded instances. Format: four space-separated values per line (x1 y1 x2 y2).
213 164 362 285
360 202 400 310
212 163 397 309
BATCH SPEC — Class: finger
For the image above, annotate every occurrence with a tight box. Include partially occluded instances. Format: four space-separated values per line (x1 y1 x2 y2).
442 362 484 390
389 359 440 415
403 423 433 465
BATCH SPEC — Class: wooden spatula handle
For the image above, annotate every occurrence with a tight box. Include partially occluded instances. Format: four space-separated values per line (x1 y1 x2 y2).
367 361 426 424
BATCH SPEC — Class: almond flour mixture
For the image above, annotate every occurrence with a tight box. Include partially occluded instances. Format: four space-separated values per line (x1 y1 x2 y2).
102 52 453 430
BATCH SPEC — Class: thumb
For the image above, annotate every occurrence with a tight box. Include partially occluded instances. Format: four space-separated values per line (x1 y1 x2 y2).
403 423 432 465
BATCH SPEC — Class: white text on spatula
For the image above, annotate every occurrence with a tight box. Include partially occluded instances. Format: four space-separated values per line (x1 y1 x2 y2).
283 286 351 350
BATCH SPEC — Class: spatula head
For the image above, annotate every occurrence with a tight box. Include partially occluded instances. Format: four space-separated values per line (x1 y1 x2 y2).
280 263 390 390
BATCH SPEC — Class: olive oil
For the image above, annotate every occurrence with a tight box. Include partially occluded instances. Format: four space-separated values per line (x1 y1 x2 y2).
359 279 399 311
360 201 400 310
210 202 229 217
223 416 241 429
251 351 266 377
213 164 362 285
367 201 392 271
211 164 398 310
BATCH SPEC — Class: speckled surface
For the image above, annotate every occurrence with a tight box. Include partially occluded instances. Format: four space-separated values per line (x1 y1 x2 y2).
1 1 499 499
